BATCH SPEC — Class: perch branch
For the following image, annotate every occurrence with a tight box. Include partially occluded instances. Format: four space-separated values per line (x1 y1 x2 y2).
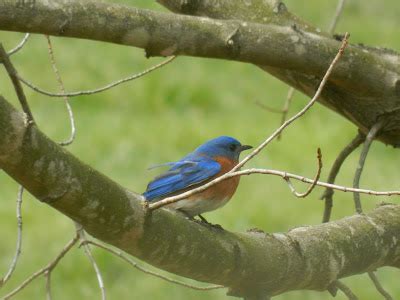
1 94 400 298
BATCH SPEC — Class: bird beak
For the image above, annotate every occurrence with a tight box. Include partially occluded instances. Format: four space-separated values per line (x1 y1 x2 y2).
239 145 253 152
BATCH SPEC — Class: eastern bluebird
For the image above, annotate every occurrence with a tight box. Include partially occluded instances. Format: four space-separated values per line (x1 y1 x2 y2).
143 136 252 219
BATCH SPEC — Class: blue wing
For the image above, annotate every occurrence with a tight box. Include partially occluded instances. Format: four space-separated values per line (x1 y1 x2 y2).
143 156 221 201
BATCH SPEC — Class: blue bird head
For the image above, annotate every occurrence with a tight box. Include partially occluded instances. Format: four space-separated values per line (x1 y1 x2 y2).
194 136 253 161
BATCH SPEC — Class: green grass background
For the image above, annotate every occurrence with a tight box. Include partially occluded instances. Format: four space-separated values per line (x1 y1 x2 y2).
1 0 399 299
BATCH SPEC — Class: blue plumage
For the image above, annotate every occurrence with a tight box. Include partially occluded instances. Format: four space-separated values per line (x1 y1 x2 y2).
143 156 221 201
143 136 253 211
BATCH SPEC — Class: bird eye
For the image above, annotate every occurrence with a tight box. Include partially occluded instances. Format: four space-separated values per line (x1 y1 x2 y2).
229 144 236 151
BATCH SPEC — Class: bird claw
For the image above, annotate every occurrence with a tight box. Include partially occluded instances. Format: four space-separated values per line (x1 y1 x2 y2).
177 210 224 229
194 215 224 230
207 222 224 230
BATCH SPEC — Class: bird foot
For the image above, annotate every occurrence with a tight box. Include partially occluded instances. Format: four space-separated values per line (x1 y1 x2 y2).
179 211 224 230
196 215 224 230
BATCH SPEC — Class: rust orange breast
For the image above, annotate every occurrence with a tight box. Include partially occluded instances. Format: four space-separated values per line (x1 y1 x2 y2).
199 156 240 201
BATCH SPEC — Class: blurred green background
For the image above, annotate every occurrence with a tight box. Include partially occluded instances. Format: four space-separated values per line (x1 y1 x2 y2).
1 0 399 299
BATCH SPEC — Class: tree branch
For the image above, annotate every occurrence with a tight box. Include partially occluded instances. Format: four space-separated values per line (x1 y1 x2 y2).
0 186 24 287
353 121 384 213
321 132 365 222
0 43 34 123
1 0 399 145
1 95 400 298
335 280 358 300
158 0 400 146
2 234 79 300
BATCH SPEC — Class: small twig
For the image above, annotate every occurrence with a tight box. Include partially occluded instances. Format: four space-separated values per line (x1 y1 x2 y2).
149 165 400 211
46 35 105 298
0 41 32 294
335 280 358 300
327 281 338 297
284 148 322 198
45 35 76 146
81 240 224 291
7 33 30 56
320 0 349 221
150 33 350 211
277 87 295 140
278 0 346 140
2 234 79 300
255 100 284 114
353 121 384 214
0 186 24 288
0 43 34 123
233 33 349 172
368 272 393 300
351 123 388 297
329 0 347 34
321 132 365 222
19 56 176 98
44 271 52 300
75 224 106 300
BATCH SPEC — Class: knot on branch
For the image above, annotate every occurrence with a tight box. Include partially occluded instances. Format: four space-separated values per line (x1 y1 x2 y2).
58 18 70 35
273 0 287 14
225 25 241 59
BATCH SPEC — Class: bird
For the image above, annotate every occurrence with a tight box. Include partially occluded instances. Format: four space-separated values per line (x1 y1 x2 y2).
143 136 252 221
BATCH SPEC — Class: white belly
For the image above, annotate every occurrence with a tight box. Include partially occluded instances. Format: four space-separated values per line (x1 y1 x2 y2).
166 196 230 217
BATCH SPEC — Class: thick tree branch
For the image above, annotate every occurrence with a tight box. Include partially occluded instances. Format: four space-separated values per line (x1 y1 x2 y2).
1 0 400 145
158 0 400 146
1 95 400 298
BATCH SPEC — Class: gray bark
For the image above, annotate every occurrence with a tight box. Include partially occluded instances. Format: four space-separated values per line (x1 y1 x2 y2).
0 0 399 145
1 95 400 298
